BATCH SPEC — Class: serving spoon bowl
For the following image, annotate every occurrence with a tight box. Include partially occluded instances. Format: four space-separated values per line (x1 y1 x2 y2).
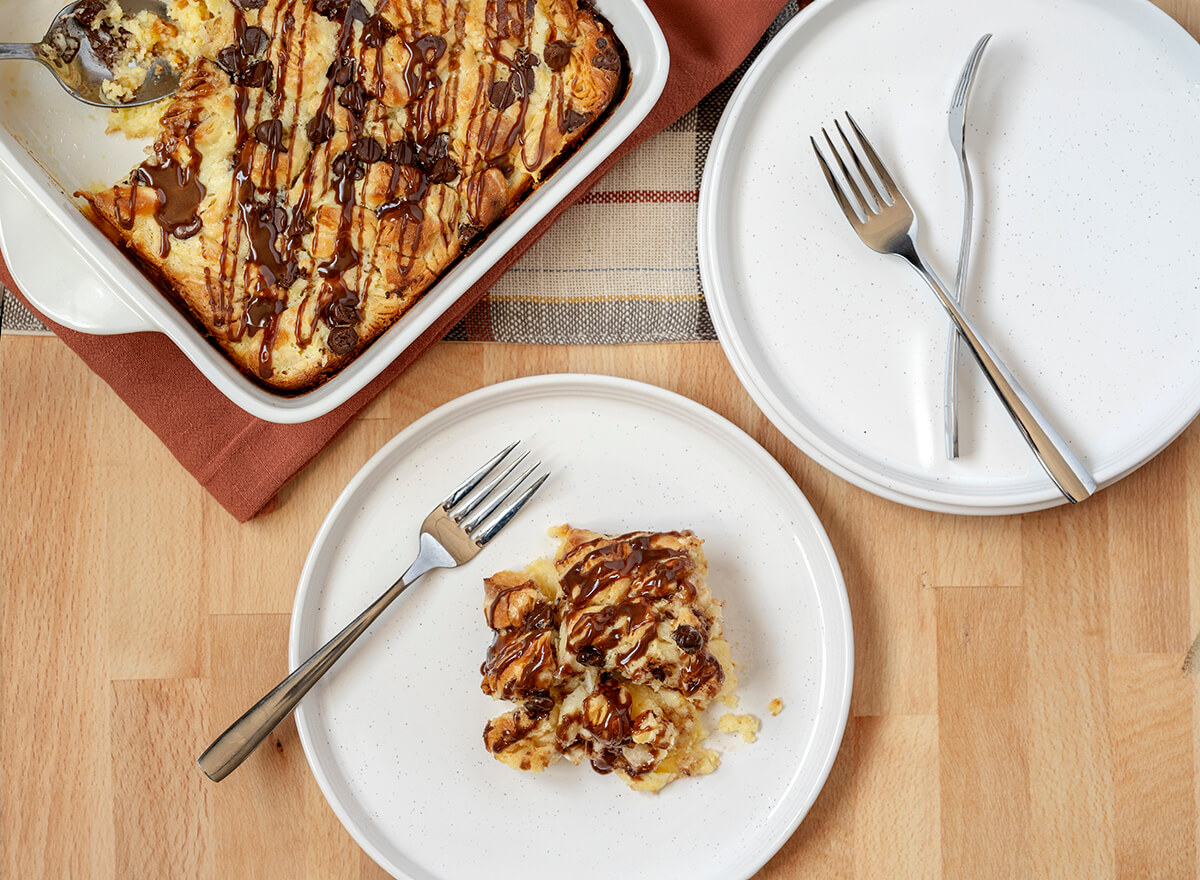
0 0 181 108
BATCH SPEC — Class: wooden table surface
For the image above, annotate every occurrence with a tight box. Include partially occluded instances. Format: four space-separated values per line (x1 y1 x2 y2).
2 335 1198 880
4 5 1200 876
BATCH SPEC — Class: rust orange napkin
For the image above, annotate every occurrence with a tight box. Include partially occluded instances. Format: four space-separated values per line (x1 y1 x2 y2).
0 0 791 521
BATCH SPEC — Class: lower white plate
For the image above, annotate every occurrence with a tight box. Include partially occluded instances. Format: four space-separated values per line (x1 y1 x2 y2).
289 374 852 880
699 0 1200 514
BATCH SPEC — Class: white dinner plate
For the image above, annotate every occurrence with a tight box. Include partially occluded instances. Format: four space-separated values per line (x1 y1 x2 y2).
289 374 852 880
699 0 1200 515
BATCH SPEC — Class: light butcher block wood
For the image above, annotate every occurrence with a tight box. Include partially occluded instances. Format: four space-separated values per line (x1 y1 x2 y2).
5 332 1196 880
937 587 1031 880
6 0 1200 855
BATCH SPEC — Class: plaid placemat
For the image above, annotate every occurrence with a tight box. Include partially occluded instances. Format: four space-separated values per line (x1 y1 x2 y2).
0 2 801 342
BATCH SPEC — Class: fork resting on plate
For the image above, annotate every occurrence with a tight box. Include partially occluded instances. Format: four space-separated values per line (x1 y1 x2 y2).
811 113 1096 504
197 442 549 782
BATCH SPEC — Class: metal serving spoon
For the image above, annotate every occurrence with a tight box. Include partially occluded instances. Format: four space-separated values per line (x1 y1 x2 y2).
0 0 180 108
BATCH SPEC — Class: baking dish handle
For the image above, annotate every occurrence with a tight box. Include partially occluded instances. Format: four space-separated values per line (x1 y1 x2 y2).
0 166 156 335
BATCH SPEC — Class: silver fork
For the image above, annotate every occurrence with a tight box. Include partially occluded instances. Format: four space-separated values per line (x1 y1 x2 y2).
811 114 1096 503
197 442 549 782
944 34 992 459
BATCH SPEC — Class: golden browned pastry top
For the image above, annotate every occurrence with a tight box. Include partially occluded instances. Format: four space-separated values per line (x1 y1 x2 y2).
79 0 624 391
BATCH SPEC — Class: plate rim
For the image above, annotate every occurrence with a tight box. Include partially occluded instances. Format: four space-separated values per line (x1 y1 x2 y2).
288 372 854 880
697 0 1200 516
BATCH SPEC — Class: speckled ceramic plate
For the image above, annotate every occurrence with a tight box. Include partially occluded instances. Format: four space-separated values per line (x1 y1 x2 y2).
699 0 1200 515
289 374 852 880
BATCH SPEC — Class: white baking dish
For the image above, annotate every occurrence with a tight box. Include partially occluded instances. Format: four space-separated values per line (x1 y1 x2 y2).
0 0 669 423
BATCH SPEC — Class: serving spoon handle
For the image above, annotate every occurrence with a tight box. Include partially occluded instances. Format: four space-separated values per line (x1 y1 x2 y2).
0 44 45 63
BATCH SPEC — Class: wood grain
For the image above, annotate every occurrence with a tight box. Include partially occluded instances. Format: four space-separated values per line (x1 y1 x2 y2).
3 4 1200 867
3 333 1197 880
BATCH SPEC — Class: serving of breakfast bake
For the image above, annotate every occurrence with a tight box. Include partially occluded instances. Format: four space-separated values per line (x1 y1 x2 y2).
480 526 739 792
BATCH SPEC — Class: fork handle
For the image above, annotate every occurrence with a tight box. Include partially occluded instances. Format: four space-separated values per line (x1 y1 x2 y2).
197 557 434 782
944 153 975 460
902 243 1097 503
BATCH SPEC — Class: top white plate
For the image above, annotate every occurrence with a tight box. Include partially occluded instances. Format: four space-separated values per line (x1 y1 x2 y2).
699 0 1200 515
289 374 852 880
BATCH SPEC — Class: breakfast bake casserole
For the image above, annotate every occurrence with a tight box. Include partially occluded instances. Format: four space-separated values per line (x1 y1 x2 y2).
480 526 738 792
78 0 625 390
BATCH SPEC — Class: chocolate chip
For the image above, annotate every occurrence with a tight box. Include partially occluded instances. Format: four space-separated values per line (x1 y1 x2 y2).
515 48 539 68
355 137 384 163
338 81 370 117
313 0 368 21
328 55 356 85
410 33 447 64
424 133 450 160
386 139 417 166
325 299 358 326
248 60 274 89
459 223 481 243
331 151 365 180
524 690 555 719
232 0 267 9
215 45 240 77
596 37 607 49
592 46 620 71
327 325 358 355
216 26 271 86
254 118 284 151
563 108 590 132
426 155 459 184
489 79 515 111
496 6 522 39
577 645 605 667
239 25 269 56
512 66 535 96
306 112 334 145
543 40 573 72
671 625 704 654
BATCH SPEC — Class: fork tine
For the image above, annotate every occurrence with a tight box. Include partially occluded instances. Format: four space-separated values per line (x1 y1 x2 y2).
823 128 873 214
461 461 540 533
441 442 518 509
471 472 550 547
451 449 530 522
812 136 862 226
843 112 899 201
953 34 992 108
834 118 888 208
